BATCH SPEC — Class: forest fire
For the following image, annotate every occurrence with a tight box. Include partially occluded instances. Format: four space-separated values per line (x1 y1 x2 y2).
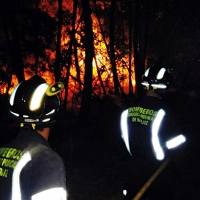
0 0 136 109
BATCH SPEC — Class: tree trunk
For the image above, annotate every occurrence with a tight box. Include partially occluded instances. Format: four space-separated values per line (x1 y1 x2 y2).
128 0 133 95
54 0 63 82
134 0 149 101
64 0 79 108
94 57 106 96
34 0 40 75
78 0 94 126
109 0 121 95
3 19 25 83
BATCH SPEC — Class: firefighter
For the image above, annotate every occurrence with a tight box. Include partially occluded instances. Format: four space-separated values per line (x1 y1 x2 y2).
0 76 67 200
120 64 186 200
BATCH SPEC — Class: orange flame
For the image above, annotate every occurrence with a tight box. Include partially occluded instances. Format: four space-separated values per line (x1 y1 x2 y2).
1 0 136 106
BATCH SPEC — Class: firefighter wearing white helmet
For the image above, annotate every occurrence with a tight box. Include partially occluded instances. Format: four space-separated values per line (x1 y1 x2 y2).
0 76 67 200
120 64 186 200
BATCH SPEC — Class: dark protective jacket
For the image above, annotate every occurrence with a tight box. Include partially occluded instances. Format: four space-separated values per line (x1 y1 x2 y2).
120 95 186 200
121 96 185 160
0 129 67 200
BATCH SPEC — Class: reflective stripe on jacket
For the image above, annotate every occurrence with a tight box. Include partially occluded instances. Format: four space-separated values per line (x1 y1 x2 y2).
0 129 67 200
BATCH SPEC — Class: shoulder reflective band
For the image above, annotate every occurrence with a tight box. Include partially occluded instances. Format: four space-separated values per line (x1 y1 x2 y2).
120 109 132 155
151 109 165 160
166 134 186 149
12 151 31 200
30 83 49 111
31 188 67 200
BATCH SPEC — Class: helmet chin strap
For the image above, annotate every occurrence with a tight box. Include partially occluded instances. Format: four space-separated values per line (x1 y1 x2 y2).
20 120 56 131
35 120 56 131
20 124 36 131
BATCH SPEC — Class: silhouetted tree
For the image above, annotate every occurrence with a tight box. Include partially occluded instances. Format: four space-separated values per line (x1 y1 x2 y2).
134 0 149 100
78 0 94 125
54 0 63 82
64 0 79 108
109 0 121 95
128 0 133 95
1 0 25 82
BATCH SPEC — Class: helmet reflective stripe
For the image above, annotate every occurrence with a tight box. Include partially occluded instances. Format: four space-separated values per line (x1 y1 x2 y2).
12 152 31 200
42 118 51 122
141 82 149 86
151 109 165 160
156 68 166 79
120 109 132 155
9 83 22 106
31 188 67 200
166 134 186 149
151 84 167 89
45 109 55 116
10 110 19 117
144 67 150 77
29 83 48 111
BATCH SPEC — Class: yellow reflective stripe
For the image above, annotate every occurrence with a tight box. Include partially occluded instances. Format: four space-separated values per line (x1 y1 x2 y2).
31 188 67 200
12 152 31 200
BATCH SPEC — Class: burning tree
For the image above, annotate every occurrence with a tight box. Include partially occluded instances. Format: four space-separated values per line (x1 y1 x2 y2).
0 0 138 113
1 0 198 115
